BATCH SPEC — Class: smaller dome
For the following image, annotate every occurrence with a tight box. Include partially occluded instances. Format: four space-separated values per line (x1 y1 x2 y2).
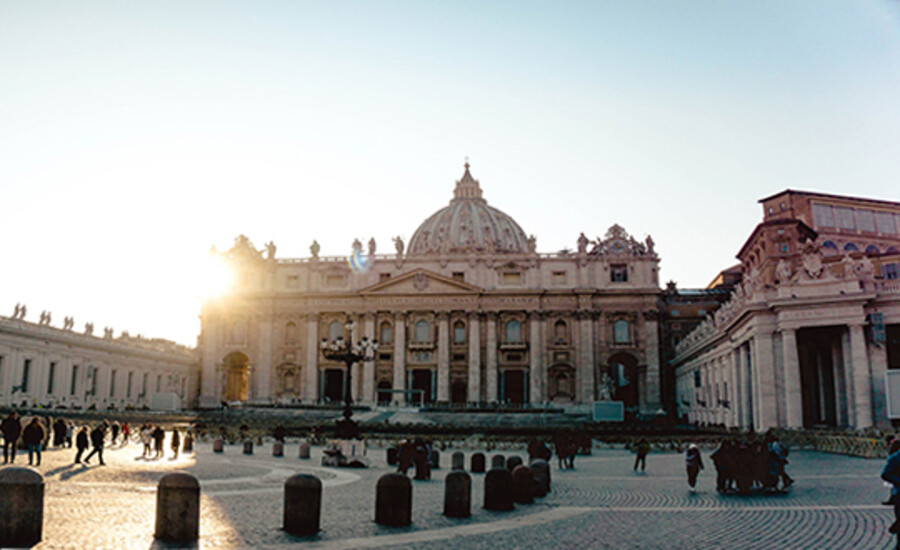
408 163 530 256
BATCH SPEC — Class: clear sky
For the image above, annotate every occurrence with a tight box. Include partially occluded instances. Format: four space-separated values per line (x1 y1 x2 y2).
2 1 899 347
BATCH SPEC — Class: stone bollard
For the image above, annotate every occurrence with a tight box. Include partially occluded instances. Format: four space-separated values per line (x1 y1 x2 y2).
387 446 398 465
451 451 465 471
375 473 412 527
511 465 535 504
213 437 224 453
155 472 200 543
490 454 506 470
470 452 486 473
0 467 44 547
183 434 194 453
530 459 550 496
273 442 284 457
443 470 471 518
430 449 440 470
283 474 322 537
506 456 523 472
483 468 514 511
243 440 254 455
299 441 310 459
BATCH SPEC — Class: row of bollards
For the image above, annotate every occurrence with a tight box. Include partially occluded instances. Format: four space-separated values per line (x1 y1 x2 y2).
213 437 312 459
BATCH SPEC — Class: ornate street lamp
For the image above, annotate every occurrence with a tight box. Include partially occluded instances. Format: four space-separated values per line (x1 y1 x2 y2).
320 317 378 438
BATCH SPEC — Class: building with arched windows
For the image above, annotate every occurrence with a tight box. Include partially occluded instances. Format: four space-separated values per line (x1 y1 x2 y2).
198 164 664 414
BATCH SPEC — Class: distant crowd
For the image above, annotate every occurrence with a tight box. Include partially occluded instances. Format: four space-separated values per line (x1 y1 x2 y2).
1 410 188 467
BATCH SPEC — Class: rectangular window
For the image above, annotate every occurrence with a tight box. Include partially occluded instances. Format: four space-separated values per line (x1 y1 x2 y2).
453 324 466 344
502 272 521 284
452 272 465 282
834 207 856 230
325 274 346 287
378 353 392 361
693 370 701 388
452 353 466 362
877 211 898 234
21 359 31 393
552 271 566 285
379 273 391 282
857 209 876 232
70 365 78 395
47 362 56 394
109 370 117 398
611 264 628 282
156 375 162 392
884 263 900 280
127 372 133 398
812 203 835 228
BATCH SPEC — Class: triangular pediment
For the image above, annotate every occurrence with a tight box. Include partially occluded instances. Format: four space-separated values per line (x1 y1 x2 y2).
360 269 482 295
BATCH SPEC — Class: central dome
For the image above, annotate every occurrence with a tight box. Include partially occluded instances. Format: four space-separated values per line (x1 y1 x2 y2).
408 163 530 256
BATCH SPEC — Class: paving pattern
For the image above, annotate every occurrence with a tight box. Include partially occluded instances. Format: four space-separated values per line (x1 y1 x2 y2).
2 438 896 549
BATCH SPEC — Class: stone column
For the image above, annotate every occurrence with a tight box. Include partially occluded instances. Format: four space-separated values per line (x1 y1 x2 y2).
257 316 273 402
201 318 219 402
392 313 406 405
752 332 777 430
643 312 661 412
486 314 498 403
727 351 739 427
437 313 450 402
529 312 542 405
578 312 595 404
350 316 362 403
736 345 749 428
467 313 481 403
362 314 376 405
869 339 889 428
781 328 802 428
305 316 319 403
849 323 873 428
841 330 856 427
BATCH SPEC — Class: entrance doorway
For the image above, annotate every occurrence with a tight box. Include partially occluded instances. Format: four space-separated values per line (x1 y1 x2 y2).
450 380 467 404
223 352 250 401
501 369 527 404
409 369 434 405
797 327 841 427
608 353 639 409
377 381 392 405
323 368 345 404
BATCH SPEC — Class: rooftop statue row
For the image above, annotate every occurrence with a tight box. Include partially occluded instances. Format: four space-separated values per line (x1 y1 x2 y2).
577 224 657 258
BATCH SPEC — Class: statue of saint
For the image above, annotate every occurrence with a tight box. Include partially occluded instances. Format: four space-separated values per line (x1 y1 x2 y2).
393 236 404 256
775 259 792 284
368 237 376 256
645 235 655 255
352 238 363 254
527 234 537 253
577 232 589 254
265 241 276 260
310 240 320 259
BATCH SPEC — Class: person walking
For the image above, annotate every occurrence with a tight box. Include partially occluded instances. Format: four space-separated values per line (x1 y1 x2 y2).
633 439 650 473
65 421 75 448
110 421 121 445
23 417 46 466
882 438 900 548
74 426 90 463
685 443 705 492
1 411 22 464
171 428 181 460
83 423 107 466
121 422 130 445
153 425 166 458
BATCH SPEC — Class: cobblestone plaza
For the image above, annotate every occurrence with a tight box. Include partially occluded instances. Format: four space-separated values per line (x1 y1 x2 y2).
4 439 894 549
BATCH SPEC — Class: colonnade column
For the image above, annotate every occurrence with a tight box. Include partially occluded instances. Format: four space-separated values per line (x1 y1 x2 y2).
578 312 595 404
201 317 219 403
257 317 273 402
736 345 750 428
362 314 376 405
849 323 873 428
781 328 803 428
841 330 856 427
643 312 661 412
753 332 777 430
727 351 738 427
304 316 319 404
486 313 498 403
467 313 481 403
392 313 406 405
436 313 450 402
869 337 889 428
529 311 542 405
350 316 362 403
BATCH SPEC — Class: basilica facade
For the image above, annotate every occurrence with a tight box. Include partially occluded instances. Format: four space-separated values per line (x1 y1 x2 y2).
199 164 664 413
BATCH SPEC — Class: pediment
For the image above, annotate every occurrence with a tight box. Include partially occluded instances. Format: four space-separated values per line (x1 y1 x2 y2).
360 269 482 295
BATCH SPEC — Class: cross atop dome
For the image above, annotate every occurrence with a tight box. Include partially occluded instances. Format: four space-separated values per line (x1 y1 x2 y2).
453 158 483 201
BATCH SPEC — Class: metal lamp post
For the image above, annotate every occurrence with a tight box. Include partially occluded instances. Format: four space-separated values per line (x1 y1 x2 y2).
320 318 378 438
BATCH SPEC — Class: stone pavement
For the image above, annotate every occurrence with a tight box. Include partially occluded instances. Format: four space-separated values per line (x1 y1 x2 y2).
2 438 896 549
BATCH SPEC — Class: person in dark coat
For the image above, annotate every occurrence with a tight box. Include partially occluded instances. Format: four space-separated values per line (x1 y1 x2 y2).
171 428 181 459
882 438 900 546
153 425 166 458
273 425 286 444
710 440 734 493
74 426 90 463
685 443 704 492
1 411 22 464
23 417 46 466
52 418 67 448
413 438 431 480
633 439 650 473
83 424 107 465
397 439 415 475
110 421 121 445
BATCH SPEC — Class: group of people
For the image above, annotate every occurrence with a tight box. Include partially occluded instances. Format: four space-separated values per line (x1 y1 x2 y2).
1 410 187 467
396 438 434 480
552 432 588 469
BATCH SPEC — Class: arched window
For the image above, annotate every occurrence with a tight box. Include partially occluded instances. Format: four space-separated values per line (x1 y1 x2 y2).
866 245 881 255
506 320 522 343
328 321 343 342
822 240 838 250
613 320 630 344
453 321 466 344
379 321 393 345
887 247 899 254
284 322 298 344
554 320 568 343
844 243 859 252
414 320 430 343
